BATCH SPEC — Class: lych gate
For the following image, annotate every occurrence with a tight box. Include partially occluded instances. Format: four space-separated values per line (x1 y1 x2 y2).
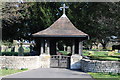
32 4 88 69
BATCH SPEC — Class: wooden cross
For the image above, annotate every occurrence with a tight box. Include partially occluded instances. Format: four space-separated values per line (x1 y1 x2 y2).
60 4 69 14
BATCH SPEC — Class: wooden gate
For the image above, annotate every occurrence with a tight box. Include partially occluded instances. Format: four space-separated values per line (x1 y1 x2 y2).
50 55 70 68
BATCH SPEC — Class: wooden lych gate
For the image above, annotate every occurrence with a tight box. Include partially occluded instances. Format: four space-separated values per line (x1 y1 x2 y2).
50 55 71 69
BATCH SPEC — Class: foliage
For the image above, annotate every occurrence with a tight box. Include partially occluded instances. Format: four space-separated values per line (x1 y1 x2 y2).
68 2 120 49
2 2 120 50
2 2 61 42
20 68 28 70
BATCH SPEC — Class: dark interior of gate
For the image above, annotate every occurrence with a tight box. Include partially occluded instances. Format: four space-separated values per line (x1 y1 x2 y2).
49 38 74 69
47 37 87 69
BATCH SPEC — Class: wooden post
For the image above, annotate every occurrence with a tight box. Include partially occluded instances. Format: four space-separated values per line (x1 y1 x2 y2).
72 40 75 55
79 41 83 56
41 39 44 54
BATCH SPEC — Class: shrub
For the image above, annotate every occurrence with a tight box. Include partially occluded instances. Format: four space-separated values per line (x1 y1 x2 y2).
21 68 28 70
1 52 31 56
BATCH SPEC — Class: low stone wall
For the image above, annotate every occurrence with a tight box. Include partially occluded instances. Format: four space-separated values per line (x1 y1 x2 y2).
0 55 50 69
0 56 40 69
80 59 120 73
1 55 120 73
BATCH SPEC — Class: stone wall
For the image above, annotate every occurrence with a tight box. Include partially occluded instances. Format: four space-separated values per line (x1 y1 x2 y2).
0 55 50 69
0 55 120 73
80 59 120 73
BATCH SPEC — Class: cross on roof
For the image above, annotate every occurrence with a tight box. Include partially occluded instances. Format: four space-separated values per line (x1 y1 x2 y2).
60 4 69 14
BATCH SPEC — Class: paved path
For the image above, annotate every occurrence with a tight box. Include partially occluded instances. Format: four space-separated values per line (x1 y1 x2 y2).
2 68 93 79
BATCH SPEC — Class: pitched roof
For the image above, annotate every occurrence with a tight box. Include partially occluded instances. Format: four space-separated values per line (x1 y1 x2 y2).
33 14 88 38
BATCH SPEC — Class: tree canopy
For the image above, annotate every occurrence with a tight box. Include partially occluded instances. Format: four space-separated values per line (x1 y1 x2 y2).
2 2 120 49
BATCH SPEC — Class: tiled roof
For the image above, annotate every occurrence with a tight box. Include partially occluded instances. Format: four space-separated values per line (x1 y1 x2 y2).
33 14 88 38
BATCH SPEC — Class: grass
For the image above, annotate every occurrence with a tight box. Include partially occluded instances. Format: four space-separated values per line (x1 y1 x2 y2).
83 50 120 61
1 46 30 53
0 69 28 76
88 72 120 80
58 51 70 55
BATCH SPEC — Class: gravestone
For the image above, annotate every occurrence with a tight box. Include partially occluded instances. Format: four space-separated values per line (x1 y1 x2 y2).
63 45 66 51
1 45 4 52
67 46 71 53
4 46 8 52
15 45 19 52
18 44 24 56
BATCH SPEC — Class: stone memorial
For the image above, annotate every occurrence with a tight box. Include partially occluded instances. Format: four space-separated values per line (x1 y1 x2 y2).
63 44 66 51
67 46 71 53
18 43 24 56
15 45 19 52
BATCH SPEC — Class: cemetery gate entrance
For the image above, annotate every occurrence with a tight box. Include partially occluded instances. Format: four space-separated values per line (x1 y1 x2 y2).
50 55 70 69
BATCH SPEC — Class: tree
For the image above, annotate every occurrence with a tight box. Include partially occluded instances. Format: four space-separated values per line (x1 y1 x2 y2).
2 2 120 50
2 2 61 42
67 2 120 49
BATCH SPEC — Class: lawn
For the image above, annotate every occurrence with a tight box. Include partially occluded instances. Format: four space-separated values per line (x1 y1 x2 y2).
88 72 120 80
0 69 28 76
83 50 120 61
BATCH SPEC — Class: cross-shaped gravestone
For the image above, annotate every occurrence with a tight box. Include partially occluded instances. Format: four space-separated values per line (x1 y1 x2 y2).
60 4 69 14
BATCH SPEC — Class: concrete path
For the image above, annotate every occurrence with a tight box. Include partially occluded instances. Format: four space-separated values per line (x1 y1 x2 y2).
2 68 93 80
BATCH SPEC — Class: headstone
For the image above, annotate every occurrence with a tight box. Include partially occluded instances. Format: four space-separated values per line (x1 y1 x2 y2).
67 46 71 53
1 45 5 52
18 44 24 56
15 45 19 52
63 45 66 51
4 46 8 52
13 40 17 45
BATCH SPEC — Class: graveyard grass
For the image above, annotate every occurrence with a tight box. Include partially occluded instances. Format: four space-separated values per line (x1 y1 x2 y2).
88 72 120 79
83 50 120 61
0 69 28 76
